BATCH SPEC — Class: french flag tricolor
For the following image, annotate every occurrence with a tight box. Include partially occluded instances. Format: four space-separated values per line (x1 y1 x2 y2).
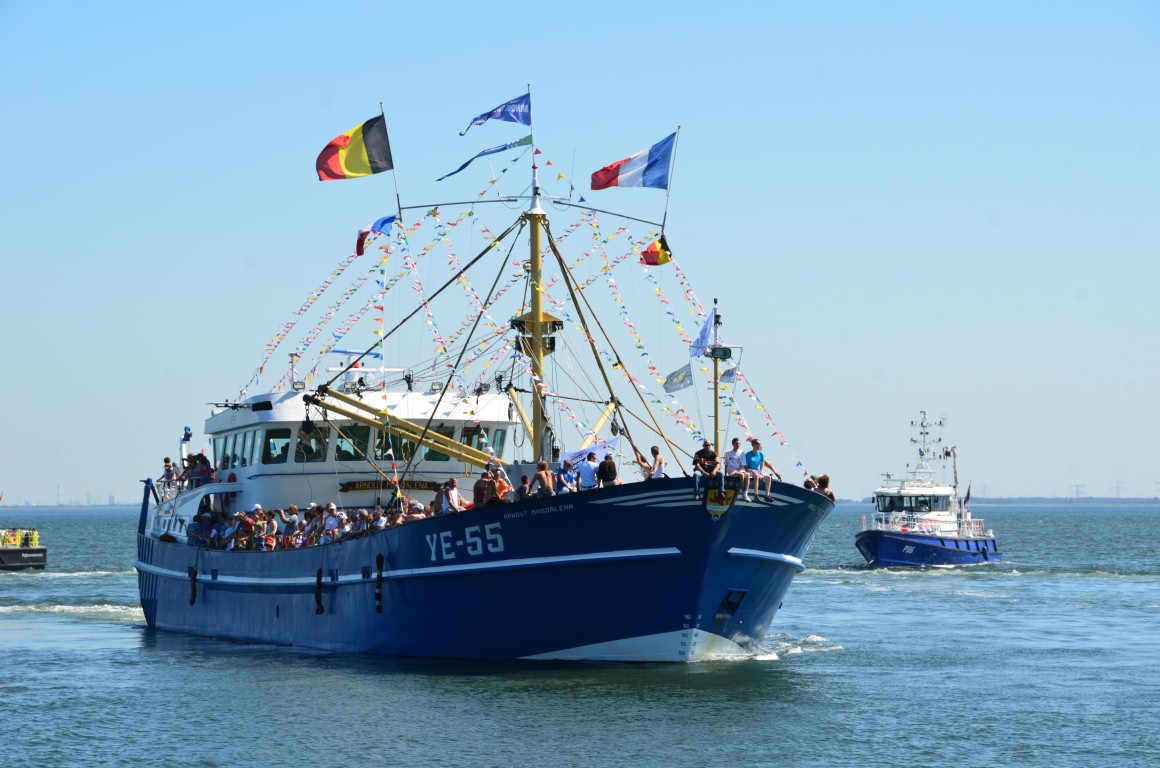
591 132 676 190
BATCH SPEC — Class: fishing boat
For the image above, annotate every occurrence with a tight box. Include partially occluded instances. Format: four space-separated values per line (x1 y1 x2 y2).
0 527 47 571
855 412 999 567
135 99 834 660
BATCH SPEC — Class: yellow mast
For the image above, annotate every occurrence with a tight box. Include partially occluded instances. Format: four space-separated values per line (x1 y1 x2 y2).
511 156 561 461
528 204 546 461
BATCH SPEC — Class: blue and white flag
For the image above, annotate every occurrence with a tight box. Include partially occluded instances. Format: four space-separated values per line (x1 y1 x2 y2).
437 135 532 181
690 308 716 358
719 366 737 384
370 215 396 234
459 93 532 136
663 362 693 393
356 214 396 255
561 437 619 468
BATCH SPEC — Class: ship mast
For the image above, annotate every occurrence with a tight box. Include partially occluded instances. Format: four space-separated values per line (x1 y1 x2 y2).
707 299 729 454
527 178 547 460
514 152 561 461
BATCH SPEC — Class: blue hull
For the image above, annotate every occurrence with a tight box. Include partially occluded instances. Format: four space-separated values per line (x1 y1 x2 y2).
854 529 1000 568
137 478 832 661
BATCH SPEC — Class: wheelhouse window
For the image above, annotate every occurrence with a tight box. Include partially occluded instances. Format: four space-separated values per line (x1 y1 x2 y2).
461 425 488 452
263 428 292 464
336 425 371 462
294 424 330 463
375 430 415 463
422 426 455 462
876 496 903 513
904 496 934 512
461 425 504 459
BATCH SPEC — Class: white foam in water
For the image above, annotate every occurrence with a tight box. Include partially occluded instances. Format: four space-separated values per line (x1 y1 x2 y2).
32 603 143 621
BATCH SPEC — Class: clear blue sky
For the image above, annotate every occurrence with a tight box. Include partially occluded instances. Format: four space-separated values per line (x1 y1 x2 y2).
2 1 1157 505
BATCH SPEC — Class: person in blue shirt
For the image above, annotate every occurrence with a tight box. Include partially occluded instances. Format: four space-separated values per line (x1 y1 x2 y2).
743 438 782 501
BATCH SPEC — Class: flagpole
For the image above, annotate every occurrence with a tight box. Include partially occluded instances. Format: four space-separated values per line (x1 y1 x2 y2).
381 102 403 220
660 125 680 233
381 101 403 372
712 297 720 455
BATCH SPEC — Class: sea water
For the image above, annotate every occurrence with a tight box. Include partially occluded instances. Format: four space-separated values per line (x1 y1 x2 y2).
1 502 1157 768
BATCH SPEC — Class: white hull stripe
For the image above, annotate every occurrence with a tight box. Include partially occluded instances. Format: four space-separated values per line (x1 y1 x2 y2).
588 489 690 506
726 547 805 571
136 546 683 587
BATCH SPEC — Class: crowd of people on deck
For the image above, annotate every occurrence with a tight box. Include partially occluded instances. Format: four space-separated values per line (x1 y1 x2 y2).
185 501 397 551
171 436 835 549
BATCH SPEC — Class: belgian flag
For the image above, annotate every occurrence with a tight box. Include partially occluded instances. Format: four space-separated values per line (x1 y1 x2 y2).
640 234 671 266
316 115 394 181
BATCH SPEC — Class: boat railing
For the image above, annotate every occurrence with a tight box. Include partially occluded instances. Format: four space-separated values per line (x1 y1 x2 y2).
159 476 214 501
862 512 991 538
1 528 40 547
861 513 934 534
957 518 992 538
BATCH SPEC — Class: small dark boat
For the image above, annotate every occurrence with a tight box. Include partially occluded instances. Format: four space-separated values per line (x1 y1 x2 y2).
0 527 47 571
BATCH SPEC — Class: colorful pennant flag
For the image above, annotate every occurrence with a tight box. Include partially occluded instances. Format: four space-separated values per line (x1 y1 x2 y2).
437 135 532 181
317 115 394 181
459 93 532 136
640 234 671 265
591 132 676 190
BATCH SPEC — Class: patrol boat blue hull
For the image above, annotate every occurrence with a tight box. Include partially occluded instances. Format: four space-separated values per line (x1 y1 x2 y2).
855 529 1000 568
136 478 832 661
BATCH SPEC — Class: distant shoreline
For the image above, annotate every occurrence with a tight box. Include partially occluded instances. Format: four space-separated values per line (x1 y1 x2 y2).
847 497 1160 505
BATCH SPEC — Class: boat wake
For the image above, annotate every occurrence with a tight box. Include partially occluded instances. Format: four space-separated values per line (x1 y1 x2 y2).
0 603 143 622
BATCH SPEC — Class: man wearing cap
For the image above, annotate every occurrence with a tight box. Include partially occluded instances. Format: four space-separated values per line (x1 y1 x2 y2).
692 440 723 500
402 498 427 522
322 503 340 541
